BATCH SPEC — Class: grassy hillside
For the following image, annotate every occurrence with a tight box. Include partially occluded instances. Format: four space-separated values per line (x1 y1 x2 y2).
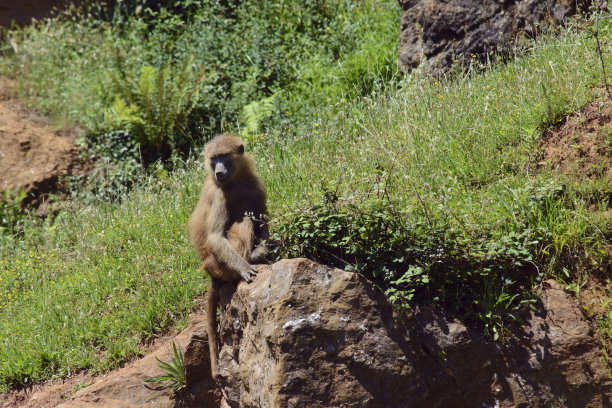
0 2 611 390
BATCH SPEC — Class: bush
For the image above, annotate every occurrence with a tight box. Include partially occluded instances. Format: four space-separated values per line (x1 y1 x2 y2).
270 177 558 339
1 0 401 150
107 54 206 157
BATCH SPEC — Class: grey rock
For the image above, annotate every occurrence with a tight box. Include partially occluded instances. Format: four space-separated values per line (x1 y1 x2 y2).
398 0 588 72
210 258 611 408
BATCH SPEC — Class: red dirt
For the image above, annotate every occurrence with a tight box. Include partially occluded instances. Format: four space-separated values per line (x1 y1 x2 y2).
0 78 87 212
539 92 612 181
0 372 94 408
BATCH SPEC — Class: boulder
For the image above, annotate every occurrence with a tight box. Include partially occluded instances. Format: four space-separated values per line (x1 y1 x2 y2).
398 0 588 72
207 258 611 408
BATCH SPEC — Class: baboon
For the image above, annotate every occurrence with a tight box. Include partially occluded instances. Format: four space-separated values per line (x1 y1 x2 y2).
188 134 268 381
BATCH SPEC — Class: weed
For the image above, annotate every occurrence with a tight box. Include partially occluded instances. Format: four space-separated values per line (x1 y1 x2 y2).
144 342 186 392
0 187 27 238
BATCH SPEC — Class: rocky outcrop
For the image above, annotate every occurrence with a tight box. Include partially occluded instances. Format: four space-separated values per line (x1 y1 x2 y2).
206 258 611 408
398 0 588 72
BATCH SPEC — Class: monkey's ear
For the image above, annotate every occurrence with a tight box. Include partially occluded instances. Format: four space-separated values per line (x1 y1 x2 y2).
237 144 245 155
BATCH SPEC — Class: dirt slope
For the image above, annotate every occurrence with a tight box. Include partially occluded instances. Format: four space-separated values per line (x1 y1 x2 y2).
0 79 86 210
539 91 612 181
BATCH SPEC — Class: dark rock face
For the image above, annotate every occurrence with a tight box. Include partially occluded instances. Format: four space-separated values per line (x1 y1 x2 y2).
206 258 611 408
0 1 69 27
398 0 588 72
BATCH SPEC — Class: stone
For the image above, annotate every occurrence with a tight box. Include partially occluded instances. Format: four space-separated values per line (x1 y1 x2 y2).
54 315 221 408
183 317 212 387
398 0 588 72
215 258 611 408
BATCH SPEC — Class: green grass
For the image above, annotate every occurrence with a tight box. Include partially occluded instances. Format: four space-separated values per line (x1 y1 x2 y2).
0 167 208 389
0 14 611 391
256 26 611 338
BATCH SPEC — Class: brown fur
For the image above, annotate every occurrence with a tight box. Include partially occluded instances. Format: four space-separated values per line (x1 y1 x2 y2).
187 133 268 381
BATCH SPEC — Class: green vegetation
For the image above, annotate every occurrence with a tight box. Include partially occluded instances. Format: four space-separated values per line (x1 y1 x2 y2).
0 188 28 239
266 28 611 339
0 0 399 157
0 167 208 388
144 342 186 392
0 0 610 391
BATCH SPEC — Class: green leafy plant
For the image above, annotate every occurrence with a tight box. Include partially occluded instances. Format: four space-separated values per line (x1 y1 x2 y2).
241 94 277 141
72 130 142 203
0 187 27 237
271 179 554 339
108 54 206 157
144 342 186 392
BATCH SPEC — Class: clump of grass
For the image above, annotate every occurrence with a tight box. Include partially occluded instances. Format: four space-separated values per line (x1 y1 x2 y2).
0 187 27 239
144 342 185 392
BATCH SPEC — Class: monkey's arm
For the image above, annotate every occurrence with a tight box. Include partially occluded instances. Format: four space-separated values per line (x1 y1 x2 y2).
205 199 257 282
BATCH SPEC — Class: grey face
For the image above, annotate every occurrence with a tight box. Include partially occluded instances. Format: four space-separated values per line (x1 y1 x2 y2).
211 155 234 185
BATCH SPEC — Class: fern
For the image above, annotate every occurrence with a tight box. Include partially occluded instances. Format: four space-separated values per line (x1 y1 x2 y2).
108 53 206 156
241 93 277 142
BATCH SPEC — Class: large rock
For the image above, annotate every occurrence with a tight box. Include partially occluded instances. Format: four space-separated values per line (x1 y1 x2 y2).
211 258 611 408
398 0 587 72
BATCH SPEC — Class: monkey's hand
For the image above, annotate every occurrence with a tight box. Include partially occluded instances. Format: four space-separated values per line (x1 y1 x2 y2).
239 264 259 283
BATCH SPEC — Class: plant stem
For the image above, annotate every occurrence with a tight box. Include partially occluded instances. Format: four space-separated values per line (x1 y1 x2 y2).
595 1 612 99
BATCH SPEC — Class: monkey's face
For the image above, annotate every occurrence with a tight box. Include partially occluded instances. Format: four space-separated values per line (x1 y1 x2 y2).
205 135 245 186
210 155 235 185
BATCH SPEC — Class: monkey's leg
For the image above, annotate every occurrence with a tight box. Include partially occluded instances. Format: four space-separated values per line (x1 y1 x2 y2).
206 277 221 381
226 217 254 260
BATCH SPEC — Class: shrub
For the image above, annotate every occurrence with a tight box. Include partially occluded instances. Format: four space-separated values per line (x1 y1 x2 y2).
107 54 206 157
0 188 27 239
271 177 570 339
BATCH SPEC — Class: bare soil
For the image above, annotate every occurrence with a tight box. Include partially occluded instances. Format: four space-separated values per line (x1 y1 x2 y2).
0 372 94 408
0 78 87 212
539 92 612 181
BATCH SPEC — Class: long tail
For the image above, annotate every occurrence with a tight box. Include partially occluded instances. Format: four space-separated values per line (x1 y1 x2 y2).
206 277 220 381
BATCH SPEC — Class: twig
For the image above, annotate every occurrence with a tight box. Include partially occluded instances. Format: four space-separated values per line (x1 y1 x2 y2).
594 1 612 99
